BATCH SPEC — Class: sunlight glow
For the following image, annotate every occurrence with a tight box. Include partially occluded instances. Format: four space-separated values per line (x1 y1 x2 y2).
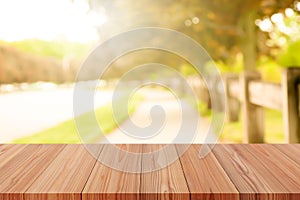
297 2 300 11
192 17 200 24
0 0 107 43
257 19 273 32
285 8 294 17
271 13 284 24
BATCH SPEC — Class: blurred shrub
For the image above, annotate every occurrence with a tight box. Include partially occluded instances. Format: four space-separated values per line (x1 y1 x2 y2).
258 56 282 83
215 53 244 74
197 100 211 116
278 40 300 67
0 43 80 84
9 40 89 60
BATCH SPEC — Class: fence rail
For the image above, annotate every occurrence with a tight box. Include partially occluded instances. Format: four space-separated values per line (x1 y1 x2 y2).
249 81 282 110
224 67 300 143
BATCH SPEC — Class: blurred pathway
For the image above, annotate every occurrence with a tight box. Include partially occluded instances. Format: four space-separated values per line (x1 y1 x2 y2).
99 89 215 143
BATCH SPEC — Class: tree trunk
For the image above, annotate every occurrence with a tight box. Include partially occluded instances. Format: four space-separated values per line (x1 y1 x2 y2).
240 11 257 70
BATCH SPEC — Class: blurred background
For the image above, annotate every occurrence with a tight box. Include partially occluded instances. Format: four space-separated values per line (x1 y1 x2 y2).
0 0 299 143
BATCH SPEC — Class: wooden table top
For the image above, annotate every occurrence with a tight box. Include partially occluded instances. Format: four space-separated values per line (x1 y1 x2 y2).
0 144 300 200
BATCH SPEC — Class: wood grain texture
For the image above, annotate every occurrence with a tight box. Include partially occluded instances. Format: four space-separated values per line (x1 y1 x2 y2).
0 145 65 200
244 145 300 195
82 144 142 200
212 144 300 199
177 145 239 200
273 144 300 165
0 144 300 199
25 145 102 200
0 145 28 169
141 144 189 200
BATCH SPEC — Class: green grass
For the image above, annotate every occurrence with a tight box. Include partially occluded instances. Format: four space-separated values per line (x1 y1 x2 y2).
13 94 143 144
220 109 284 143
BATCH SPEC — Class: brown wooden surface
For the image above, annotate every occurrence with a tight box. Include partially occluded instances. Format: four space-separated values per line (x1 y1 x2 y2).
141 145 189 200
25 145 102 200
83 144 142 200
177 145 239 200
212 144 300 199
1 144 300 200
0 145 65 200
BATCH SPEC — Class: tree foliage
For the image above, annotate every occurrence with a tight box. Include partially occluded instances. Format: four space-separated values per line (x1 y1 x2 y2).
87 0 298 69
0 43 79 83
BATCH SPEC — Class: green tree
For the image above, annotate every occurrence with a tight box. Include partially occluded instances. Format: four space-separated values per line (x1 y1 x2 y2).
86 0 297 70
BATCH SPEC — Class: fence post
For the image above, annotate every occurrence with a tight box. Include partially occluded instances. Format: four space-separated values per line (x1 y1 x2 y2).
282 67 300 143
224 73 240 122
241 71 264 143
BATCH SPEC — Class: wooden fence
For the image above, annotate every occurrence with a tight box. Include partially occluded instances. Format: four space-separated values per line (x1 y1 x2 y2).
224 67 300 143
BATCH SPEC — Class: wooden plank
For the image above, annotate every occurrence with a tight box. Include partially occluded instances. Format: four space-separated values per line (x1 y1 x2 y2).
141 144 189 200
241 71 264 143
177 144 238 200
0 145 65 200
1 144 300 199
82 144 142 200
25 145 102 200
212 144 300 199
273 144 300 166
244 144 300 193
249 81 282 110
0 145 28 168
224 74 240 122
282 68 300 143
